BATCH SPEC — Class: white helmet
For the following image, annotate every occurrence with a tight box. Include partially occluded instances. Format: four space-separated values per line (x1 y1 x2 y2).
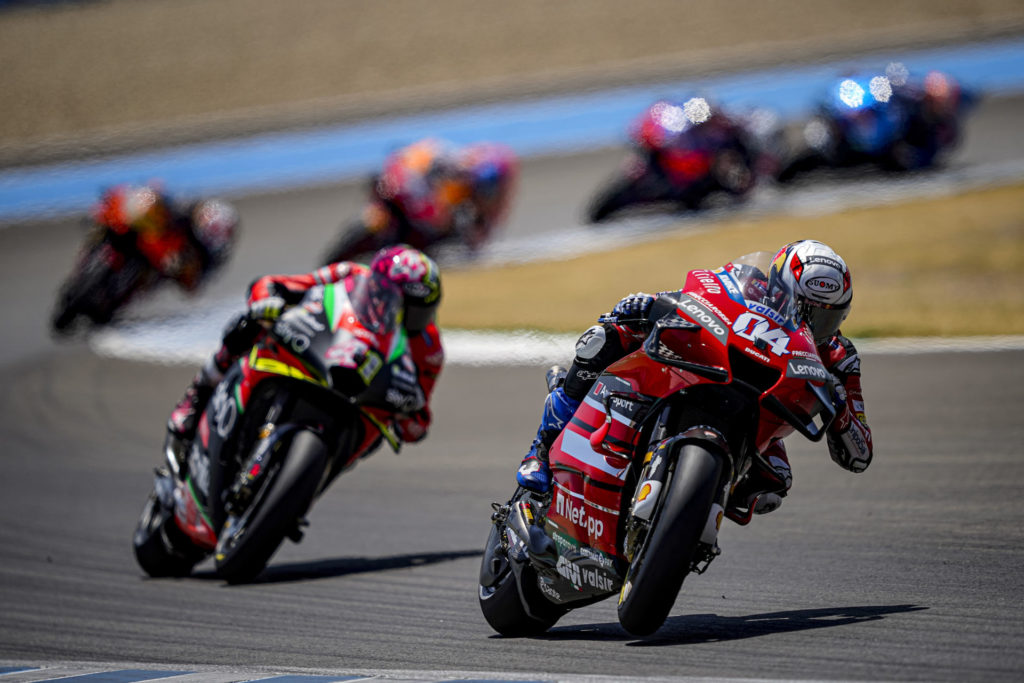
191 199 238 267
769 240 852 343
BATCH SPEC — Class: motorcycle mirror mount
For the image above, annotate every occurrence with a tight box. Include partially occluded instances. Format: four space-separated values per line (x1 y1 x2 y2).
762 380 837 442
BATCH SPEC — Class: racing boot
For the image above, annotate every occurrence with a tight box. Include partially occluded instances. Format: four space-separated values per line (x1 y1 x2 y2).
516 381 580 494
167 313 261 446
725 443 792 522
166 376 213 443
167 311 262 439
165 348 232 442
516 441 553 494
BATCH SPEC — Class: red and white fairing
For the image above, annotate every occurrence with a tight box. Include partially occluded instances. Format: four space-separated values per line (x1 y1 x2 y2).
543 259 831 589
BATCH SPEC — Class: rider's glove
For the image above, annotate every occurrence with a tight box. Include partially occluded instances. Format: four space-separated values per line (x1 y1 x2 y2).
612 293 655 321
383 382 426 414
395 407 431 443
221 312 264 355
827 429 872 473
824 372 871 473
249 295 287 321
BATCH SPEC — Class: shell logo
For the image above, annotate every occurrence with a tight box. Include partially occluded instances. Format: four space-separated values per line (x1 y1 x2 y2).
637 482 653 502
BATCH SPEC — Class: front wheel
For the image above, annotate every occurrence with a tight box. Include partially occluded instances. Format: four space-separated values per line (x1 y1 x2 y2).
617 444 723 636
52 246 150 333
213 430 328 583
586 162 685 223
587 172 664 223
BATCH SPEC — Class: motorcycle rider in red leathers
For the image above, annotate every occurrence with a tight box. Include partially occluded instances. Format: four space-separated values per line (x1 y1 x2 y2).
167 245 444 451
376 138 518 251
95 183 238 292
516 240 873 519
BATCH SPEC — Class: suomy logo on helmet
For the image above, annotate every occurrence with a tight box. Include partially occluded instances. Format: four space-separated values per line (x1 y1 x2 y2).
805 276 840 293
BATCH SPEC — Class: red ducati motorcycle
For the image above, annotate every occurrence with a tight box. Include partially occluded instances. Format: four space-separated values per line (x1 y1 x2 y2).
133 275 417 583
479 251 841 636
586 99 757 223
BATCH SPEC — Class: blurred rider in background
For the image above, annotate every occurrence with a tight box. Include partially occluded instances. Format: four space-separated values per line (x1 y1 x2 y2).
374 138 518 251
890 69 971 170
777 66 971 181
166 244 445 451
515 240 873 521
95 183 238 291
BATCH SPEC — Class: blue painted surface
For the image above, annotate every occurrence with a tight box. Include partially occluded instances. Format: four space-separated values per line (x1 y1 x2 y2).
0 667 38 676
34 670 191 683
250 676 365 682
2 37 1023 223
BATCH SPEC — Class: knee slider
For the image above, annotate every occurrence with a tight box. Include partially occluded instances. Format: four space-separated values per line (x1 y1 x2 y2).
574 325 607 361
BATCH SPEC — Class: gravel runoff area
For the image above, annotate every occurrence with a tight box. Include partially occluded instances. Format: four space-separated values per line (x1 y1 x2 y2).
2 0 1024 163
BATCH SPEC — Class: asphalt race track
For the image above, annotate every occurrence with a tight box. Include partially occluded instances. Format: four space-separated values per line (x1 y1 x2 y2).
1 97 1023 682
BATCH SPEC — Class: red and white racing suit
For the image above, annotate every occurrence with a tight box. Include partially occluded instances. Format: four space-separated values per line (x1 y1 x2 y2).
559 304 873 501
220 262 443 444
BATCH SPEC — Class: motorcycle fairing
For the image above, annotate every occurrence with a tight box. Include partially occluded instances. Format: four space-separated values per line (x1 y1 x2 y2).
536 254 836 599
175 361 250 543
172 476 218 550
540 372 647 602
174 289 394 546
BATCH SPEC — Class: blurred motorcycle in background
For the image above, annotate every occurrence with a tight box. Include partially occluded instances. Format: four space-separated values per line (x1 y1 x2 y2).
321 138 518 264
774 67 975 182
51 184 238 334
586 97 758 223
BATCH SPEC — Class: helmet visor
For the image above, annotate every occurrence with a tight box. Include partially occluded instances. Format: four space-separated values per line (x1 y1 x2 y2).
349 271 403 334
802 300 850 343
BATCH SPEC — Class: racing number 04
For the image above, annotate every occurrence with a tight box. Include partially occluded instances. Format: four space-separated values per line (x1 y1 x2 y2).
732 312 791 357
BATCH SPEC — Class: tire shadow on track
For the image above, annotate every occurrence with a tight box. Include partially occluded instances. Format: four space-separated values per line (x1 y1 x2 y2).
187 549 482 585
527 604 927 644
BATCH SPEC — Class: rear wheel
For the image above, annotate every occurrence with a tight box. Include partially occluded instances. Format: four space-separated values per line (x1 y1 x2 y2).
51 246 150 333
586 163 683 223
51 295 81 334
213 430 328 584
90 255 148 323
478 513 566 636
617 444 723 636
51 245 114 334
132 491 205 578
588 172 666 223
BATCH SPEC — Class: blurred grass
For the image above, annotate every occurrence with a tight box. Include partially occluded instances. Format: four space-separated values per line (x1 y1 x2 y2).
2 0 1023 152
439 182 1024 337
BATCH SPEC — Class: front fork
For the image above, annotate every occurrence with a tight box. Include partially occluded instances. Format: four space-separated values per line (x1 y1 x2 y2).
624 415 734 574
222 389 298 516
